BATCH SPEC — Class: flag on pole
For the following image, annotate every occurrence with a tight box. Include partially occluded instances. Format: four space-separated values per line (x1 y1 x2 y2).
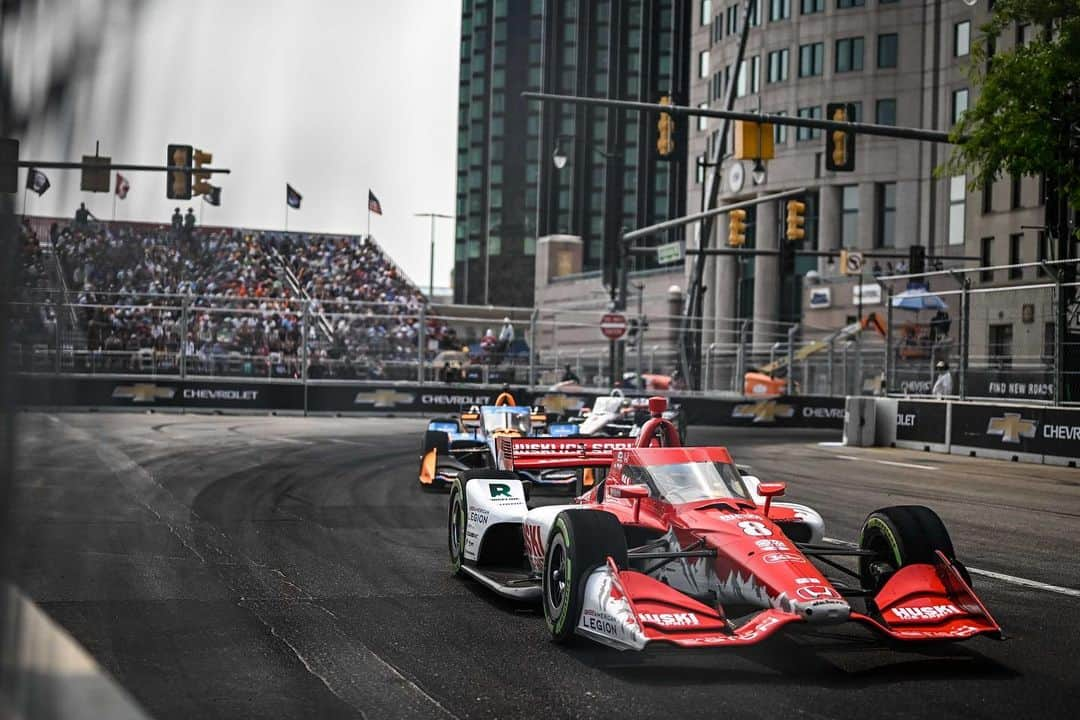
26 168 51 196
368 190 382 215
205 185 222 206
115 173 130 199
287 184 302 209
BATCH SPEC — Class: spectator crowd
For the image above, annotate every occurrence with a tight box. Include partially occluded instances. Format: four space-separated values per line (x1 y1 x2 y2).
15 217 431 379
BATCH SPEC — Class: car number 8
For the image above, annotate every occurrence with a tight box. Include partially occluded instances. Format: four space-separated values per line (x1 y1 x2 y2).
738 520 772 537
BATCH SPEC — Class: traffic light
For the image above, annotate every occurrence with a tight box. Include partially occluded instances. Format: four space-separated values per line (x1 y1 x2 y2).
657 95 675 159
626 318 640 347
167 144 193 199
825 102 856 172
192 149 213 196
733 121 775 161
785 200 806 241
909 245 926 276
728 208 747 247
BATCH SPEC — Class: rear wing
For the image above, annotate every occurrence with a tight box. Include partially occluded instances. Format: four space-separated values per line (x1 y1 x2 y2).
497 436 638 471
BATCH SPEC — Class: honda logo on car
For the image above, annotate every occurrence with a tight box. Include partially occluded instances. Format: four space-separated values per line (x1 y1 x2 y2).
890 604 961 621
639 612 700 627
795 585 839 601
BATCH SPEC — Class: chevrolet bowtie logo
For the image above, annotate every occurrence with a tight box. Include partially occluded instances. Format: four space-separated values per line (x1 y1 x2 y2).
353 389 416 408
986 413 1037 444
537 393 584 415
732 400 795 423
112 384 176 403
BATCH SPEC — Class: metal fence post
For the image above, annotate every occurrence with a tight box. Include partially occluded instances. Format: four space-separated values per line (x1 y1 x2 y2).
180 295 189 379
301 300 310 416
734 319 748 393
960 278 970 400
884 285 893 394
1053 270 1063 406
786 325 797 395
827 338 835 396
418 305 426 385
53 297 61 374
529 308 538 388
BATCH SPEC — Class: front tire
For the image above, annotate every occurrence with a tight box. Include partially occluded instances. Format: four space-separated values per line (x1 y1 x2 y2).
542 510 627 643
447 477 469 575
858 505 971 593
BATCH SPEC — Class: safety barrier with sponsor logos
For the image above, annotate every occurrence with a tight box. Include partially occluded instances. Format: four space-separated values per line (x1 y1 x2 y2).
887 398 1079 466
13 374 847 429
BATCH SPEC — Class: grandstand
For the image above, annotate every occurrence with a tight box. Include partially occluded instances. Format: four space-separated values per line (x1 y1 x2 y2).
13 216 439 380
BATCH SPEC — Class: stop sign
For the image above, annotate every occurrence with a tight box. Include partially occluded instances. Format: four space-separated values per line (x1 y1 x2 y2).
600 313 628 340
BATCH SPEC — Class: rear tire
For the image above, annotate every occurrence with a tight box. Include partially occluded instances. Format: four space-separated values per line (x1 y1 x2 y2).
542 510 627 643
858 505 971 593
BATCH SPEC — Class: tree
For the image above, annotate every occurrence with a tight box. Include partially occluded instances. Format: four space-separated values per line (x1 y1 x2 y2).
946 0 1080 214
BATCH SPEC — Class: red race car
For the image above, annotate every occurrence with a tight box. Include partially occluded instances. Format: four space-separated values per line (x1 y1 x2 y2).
447 397 1002 650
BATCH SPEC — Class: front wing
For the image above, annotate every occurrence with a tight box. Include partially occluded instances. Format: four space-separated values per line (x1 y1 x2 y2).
575 553 1002 650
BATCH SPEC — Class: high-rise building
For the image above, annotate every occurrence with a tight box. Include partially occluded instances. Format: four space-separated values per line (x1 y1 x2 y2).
454 0 691 307
687 0 1049 352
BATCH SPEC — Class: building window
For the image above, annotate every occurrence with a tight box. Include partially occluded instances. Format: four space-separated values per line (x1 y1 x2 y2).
774 111 788 144
1010 174 1022 208
841 185 859 247
878 33 898 68
701 0 713 25
1009 233 1022 278
797 106 822 140
750 56 760 93
836 37 865 73
801 0 823 10
980 237 994 282
875 98 897 126
799 42 824 77
952 88 968 124
767 48 789 83
982 182 993 214
699 49 710 79
727 4 738 33
837 0 865 9
770 0 791 21
877 183 896 248
696 154 706 184
698 103 709 132
955 21 970 56
988 324 1013 369
948 175 966 246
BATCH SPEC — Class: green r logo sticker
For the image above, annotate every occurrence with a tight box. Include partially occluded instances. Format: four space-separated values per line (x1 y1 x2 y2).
489 483 512 498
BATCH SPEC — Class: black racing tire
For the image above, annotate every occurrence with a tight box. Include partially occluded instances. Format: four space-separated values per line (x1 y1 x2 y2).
448 469 521 575
447 476 470 575
858 505 971 593
423 429 450 456
542 510 627 644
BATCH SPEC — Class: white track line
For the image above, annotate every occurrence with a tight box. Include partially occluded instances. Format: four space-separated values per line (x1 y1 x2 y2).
830 453 937 471
822 537 1080 598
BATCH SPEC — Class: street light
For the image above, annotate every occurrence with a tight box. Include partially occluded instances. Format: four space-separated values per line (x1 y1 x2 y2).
751 158 767 186
414 212 454 298
552 137 568 170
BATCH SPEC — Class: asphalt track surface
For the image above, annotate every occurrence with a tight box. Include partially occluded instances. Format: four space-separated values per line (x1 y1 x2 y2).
7 411 1080 719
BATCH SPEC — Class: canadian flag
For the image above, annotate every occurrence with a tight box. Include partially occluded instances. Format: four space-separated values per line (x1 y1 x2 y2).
115 173 130 199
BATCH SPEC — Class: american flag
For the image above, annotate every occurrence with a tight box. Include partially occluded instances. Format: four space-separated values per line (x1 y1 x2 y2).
368 189 382 215
115 173 130 199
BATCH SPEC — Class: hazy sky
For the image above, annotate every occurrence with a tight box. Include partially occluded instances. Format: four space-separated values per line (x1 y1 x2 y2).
15 0 461 291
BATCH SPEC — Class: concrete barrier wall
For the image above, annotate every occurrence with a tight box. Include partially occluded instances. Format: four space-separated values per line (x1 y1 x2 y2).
852 397 1080 466
13 374 847 430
